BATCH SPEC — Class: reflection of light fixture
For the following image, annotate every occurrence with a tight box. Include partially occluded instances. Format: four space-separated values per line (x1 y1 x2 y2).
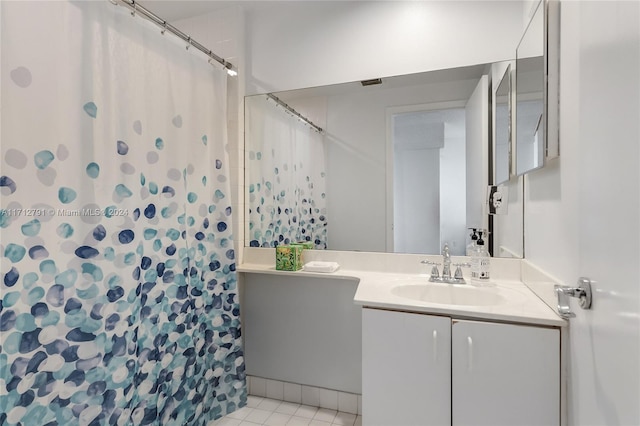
361 78 382 87
226 67 238 77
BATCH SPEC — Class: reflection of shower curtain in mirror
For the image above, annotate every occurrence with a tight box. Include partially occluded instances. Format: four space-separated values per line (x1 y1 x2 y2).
247 96 327 249
1 2 245 424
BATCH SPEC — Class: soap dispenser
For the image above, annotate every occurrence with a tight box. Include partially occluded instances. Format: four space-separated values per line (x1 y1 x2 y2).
471 230 490 283
466 228 478 256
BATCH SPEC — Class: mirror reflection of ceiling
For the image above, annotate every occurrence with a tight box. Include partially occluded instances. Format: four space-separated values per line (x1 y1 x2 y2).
277 64 488 106
393 109 465 150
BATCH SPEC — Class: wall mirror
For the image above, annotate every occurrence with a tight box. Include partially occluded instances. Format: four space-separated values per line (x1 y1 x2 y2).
515 0 559 175
245 63 524 258
494 65 512 185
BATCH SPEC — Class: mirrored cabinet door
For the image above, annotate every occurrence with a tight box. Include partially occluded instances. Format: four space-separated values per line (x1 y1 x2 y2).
515 0 560 176
494 64 511 185
516 0 544 176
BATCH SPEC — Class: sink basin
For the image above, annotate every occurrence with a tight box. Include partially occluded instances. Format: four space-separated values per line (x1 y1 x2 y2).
391 283 508 306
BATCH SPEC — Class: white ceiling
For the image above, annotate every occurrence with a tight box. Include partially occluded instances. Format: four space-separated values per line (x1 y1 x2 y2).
138 0 265 22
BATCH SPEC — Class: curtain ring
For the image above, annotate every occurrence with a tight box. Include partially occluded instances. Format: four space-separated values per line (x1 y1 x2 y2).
161 22 167 35
186 36 191 50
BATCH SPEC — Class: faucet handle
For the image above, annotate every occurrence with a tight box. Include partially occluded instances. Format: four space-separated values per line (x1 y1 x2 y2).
453 262 471 280
430 266 440 280
421 260 441 281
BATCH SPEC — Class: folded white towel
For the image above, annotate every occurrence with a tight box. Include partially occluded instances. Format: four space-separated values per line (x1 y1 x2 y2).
303 261 340 273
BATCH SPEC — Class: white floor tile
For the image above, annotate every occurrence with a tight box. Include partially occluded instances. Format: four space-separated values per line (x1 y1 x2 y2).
312 408 336 423
286 417 311 426
245 408 273 424
275 402 301 415
215 420 242 426
218 382 360 426
247 396 264 408
227 407 253 421
264 412 293 426
257 398 283 412
294 405 319 419
332 412 356 426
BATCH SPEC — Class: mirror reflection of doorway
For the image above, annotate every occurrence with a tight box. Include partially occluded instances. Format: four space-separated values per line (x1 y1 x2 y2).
390 107 466 255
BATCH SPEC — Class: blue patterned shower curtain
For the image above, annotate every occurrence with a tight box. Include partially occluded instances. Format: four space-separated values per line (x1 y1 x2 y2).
246 95 328 249
0 1 246 425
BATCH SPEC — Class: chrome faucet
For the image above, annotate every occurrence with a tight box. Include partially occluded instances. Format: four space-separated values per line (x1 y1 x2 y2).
421 243 470 284
441 244 452 281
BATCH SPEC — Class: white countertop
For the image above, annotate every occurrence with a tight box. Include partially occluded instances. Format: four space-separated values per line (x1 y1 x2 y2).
238 262 566 327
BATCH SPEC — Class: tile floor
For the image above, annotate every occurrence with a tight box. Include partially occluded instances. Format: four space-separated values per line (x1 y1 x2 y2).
210 396 363 426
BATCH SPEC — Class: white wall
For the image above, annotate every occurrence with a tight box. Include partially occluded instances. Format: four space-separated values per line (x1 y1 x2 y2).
243 274 362 393
245 1 525 94
525 1 639 425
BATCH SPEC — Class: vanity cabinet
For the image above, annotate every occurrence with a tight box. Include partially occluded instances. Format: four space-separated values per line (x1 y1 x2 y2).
452 319 559 426
362 308 451 426
362 308 560 426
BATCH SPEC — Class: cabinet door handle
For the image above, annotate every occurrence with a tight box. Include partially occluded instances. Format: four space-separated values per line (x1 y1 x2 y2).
432 330 438 361
467 336 473 372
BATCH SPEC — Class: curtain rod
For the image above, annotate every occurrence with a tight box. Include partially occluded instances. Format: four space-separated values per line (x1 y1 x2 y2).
266 94 323 133
110 0 237 76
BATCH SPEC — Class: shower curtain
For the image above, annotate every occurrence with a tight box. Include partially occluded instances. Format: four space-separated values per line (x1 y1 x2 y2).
0 2 245 425
246 95 327 249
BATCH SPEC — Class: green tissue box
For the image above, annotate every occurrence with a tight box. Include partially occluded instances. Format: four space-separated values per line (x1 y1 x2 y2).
276 245 303 271
291 241 314 250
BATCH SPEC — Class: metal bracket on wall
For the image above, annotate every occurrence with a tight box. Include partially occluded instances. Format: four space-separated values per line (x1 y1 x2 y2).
554 277 593 318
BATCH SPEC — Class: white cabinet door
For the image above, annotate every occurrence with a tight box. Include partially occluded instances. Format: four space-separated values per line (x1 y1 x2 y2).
452 320 560 426
362 308 451 426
